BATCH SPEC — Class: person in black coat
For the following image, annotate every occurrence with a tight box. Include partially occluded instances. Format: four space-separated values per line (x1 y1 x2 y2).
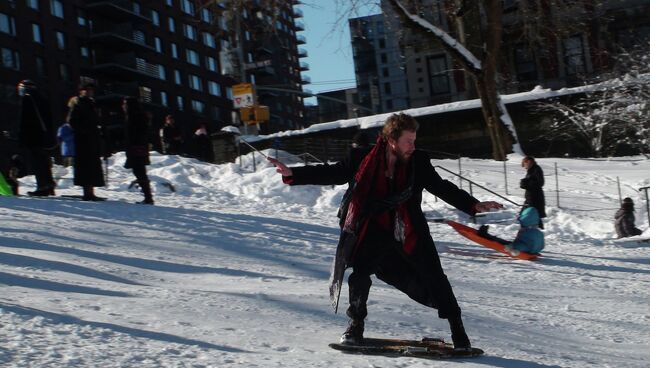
614 197 642 238
67 83 105 201
123 97 153 205
17 80 57 196
160 115 183 155
520 156 546 228
269 113 503 350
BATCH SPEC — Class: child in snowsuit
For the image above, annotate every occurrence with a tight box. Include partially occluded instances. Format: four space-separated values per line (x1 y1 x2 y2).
615 198 643 238
507 207 545 255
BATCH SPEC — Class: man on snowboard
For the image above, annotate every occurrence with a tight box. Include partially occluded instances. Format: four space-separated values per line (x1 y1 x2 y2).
269 113 502 350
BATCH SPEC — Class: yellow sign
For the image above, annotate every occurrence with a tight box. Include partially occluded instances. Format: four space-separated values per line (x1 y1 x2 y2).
232 83 255 108
240 105 270 125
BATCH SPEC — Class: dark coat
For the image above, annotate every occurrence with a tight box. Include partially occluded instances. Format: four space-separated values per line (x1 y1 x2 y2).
124 112 150 169
67 96 105 187
614 208 642 238
520 163 546 218
18 92 56 150
289 148 479 312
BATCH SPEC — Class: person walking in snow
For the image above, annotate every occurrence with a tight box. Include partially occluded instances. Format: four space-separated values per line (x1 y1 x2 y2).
160 115 183 155
122 97 154 205
17 80 57 196
520 156 546 229
67 83 105 201
615 197 642 238
268 113 503 350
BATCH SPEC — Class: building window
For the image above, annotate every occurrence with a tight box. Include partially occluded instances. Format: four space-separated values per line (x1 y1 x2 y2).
226 86 233 100
176 96 184 111
0 13 16 36
379 38 386 49
384 82 391 95
80 46 90 58
132 2 141 15
191 100 205 113
27 0 39 10
201 8 211 23
59 63 70 81
382 68 389 77
36 57 46 77
77 9 88 26
166 0 173 6
50 0 64 18
428 55 450 94
206 56 218 72
208 81 221 96
55 31 66 50
168 17 175 33
32 23 42 43
155 37 163 53
158 65 166 80
171 43 178 58
181 0 195 15
202 32 215 48
563 35 585 76
1 48 20 70
183 24 197 41
189 74 202 91
160 91 168 107
514 44 537 81
133 30 145 45
151 10 160 26
380 53 387 63
174 69 182 85
186 49 200 66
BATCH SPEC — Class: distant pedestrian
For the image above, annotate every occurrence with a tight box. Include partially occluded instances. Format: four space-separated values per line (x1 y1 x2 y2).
193 123 212 162
520 156 546 229
57 122 75 167
67 83 105 201
123 97 153 205
160 115 183 155
614 197 643 238
17 80 57 196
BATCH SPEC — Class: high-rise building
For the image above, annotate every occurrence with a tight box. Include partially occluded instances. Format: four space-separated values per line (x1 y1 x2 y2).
349 13 409 116
0 0 307 155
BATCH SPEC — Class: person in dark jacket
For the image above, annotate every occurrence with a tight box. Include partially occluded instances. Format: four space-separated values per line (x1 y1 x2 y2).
520 156 546 229
160 115 183 155
67 83 105 201
615 197 643 238
123 97 154 205
17 80 57 196
268 113 503 350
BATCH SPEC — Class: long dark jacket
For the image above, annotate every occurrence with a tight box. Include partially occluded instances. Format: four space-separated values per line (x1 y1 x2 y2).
520 163 546 218
67 96 105 187
124 111 150 169
614 208 642 238
18 92 56 150
288 148 479 311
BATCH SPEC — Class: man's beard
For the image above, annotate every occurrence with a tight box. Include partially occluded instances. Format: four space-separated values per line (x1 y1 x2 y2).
393 147 413 163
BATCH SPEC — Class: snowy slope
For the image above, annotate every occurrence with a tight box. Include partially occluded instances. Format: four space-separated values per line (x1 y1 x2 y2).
1 152 650 367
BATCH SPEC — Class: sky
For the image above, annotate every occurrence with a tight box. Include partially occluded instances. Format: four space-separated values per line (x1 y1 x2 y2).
299 1 381 104
1 149 649 367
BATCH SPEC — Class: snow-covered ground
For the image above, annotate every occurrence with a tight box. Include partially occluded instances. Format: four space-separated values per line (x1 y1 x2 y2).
1 151 649 367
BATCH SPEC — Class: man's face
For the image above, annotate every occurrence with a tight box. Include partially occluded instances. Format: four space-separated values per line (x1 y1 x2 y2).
389 130 416 163
522 159 532 170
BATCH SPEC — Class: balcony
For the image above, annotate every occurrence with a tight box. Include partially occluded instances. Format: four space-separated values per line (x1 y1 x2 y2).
295 21 305 31
299 61 309 71
296 34 306 44
94 81 140 101
90 24 154 52
298 48 308 58
293 8 303 18
93 53 159 81
86 0 151 23
300 75 311 84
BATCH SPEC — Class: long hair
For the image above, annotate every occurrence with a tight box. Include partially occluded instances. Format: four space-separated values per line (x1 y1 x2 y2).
381 113 419 142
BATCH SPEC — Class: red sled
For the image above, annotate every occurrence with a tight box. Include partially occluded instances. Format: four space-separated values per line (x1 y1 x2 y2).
445 220 540 261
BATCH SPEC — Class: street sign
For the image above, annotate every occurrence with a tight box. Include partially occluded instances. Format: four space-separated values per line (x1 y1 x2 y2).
233 83 255 108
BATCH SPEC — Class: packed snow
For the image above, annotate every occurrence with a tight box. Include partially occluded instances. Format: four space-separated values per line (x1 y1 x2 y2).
1 150 649 367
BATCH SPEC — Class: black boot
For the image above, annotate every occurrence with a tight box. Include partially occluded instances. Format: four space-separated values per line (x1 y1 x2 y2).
449 316 471 350
27 188 52 197
137 180 154 205
340 319 364 345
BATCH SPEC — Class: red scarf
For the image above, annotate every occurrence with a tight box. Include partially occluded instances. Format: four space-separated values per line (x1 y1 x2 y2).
343 139 418 258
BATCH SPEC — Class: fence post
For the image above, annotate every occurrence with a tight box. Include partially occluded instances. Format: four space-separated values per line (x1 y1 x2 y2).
252 151 256 172
469 182 474 198
640 186 650 228
503 160 509 195
237 141 242 169
458 157 462 189
555 162 560 209
617 176 622 204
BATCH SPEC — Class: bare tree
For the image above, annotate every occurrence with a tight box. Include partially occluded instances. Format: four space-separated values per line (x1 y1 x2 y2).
535 43 650 157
